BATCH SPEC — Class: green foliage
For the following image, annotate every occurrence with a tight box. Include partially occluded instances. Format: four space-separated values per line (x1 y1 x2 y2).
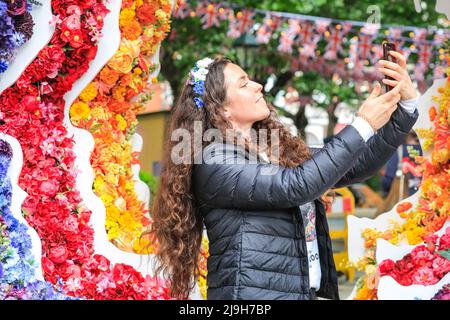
139 170 160 201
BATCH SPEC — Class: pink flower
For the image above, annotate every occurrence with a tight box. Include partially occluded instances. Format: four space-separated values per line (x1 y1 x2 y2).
411 245 435 264
39 82 53 95
62 215 79 233
432 256 450 277
40 180 58 197
63 14 81 30
412 266 439 285
67 5 82 16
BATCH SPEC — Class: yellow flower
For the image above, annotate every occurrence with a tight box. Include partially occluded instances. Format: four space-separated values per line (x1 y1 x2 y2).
80 83 98 102
93 176 106 193
90 106 109 121
143 27 154 38
70 101 90 120
100 193 115 206
365 264 377 275
116 114 128 131
119 8 135 28
156 9 167 21
120 39 141 59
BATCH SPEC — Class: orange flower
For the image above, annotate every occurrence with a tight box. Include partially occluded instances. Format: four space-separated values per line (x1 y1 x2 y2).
108 51 134 74
99 66 120 86
122 20 142 40
136 3 157 25
108 100 129 113
396 201 413 214
429 106 437 121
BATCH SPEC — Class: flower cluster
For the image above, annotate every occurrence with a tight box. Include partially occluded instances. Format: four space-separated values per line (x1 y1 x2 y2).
378 228 450 286
0 0 36 73
0 139 73 300
197 236 209 299
70 0 172 254
0 0 171 300
189 57 214 109
432 284 450 300
354 63 450 299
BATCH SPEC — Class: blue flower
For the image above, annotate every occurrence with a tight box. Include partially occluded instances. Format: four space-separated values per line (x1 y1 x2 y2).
11 32 25 47
193 97 204 109
0 2 7 14
0 60 8 73
193 81 205 95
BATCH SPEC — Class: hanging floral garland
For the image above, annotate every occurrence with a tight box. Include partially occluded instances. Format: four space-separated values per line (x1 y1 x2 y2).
353 61 450 300
70 0 172 254
0 0 171 299
0 0 39 74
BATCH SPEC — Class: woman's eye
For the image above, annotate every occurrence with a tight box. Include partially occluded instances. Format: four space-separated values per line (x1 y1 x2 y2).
242 82 248 87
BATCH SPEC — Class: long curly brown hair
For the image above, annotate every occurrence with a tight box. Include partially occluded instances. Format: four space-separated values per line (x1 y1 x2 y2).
151 57 332 299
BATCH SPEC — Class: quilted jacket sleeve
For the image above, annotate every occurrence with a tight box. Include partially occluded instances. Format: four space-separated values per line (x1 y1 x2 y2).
193 124 368 210
317 105 419 188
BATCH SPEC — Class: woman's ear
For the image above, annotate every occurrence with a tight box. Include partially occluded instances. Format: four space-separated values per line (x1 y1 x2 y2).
223 104 232 121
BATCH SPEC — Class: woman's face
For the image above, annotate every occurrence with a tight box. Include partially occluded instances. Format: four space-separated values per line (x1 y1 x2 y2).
222 63 270 130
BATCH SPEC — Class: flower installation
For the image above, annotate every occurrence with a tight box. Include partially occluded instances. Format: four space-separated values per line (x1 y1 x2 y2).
354 62 450 300
0 0 38 74
70 0 172 254
0 139 73 300
378 228 450 286
0 1 171 299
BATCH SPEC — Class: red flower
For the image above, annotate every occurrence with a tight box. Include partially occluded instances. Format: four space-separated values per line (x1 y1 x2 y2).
49 245 69 264
378 259 395 275
439 228 450 250
21 95 40 112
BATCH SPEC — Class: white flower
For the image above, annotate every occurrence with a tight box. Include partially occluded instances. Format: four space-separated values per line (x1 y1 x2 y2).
196 57 214 69
191 69 207 81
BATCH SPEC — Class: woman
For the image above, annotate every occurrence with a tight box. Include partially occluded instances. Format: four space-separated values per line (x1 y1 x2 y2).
152 52 419 300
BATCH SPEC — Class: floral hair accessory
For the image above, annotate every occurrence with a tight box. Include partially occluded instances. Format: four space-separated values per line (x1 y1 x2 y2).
189 57 214 109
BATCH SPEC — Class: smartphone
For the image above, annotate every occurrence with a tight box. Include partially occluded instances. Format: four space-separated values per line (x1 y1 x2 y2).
382 42 397 92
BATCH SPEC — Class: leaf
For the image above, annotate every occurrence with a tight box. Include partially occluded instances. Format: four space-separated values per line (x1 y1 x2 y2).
437 249 450 261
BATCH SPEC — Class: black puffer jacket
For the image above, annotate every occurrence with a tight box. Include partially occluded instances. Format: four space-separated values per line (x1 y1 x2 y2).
193 106 418 300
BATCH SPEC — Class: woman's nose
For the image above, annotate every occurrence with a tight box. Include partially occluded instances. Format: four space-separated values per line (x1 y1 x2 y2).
254 81 263 92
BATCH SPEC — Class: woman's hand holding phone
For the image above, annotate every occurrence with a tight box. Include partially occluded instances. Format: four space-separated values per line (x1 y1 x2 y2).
377 48 418 100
